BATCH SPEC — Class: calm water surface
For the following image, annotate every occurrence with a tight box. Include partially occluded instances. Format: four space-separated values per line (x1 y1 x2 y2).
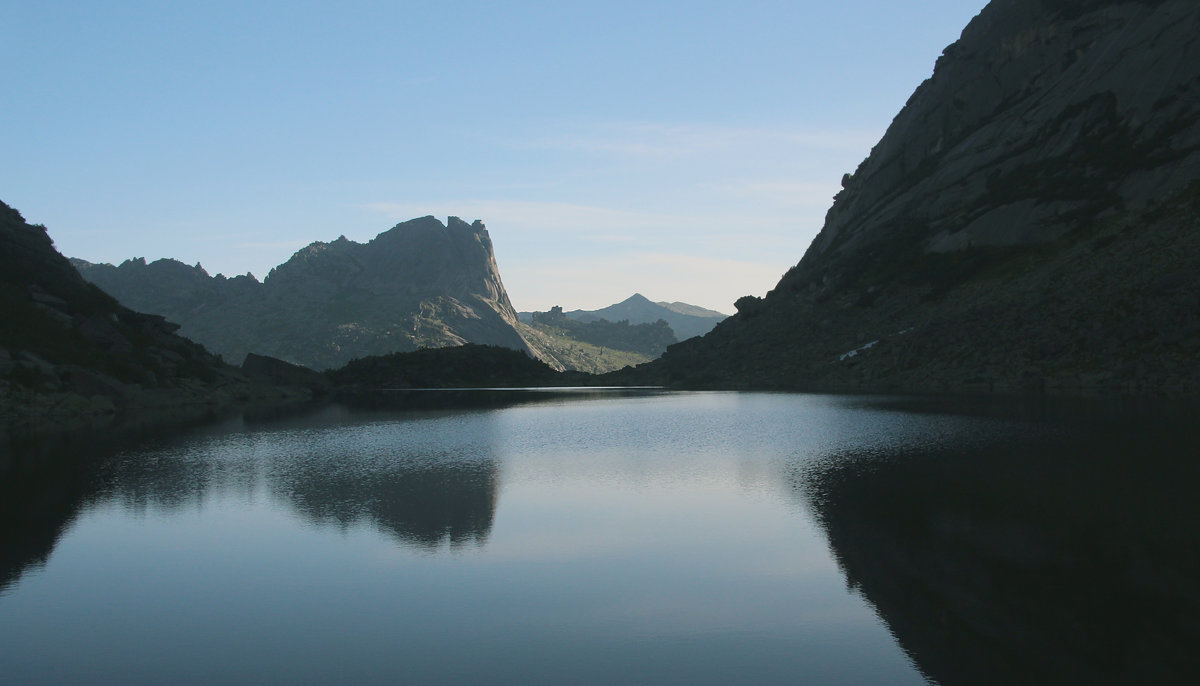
1 390 1197 685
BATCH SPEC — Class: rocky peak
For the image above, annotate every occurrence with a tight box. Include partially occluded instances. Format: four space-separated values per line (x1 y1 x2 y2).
74 214 532 370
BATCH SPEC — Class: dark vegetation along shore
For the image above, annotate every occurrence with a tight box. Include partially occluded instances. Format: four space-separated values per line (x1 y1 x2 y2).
327 344 586 390
5 0 1200 432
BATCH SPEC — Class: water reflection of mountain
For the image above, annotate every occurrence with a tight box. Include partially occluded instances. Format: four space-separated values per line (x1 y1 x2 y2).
1 404 507 591
799 418 1200 685
256 403 503 549
0 434 102 593
0 425 175 594
276 457 498 549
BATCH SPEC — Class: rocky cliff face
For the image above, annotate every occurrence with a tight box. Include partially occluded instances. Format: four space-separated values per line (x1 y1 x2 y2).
652 0 1200 393
74 216 533 370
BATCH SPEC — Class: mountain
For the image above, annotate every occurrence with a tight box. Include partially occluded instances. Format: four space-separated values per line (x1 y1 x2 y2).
565 293 727 341
644 0 1200 394
1 201 284 426
73 216 533 371
654 300 728 319
514 294 727 370
515 306 676 373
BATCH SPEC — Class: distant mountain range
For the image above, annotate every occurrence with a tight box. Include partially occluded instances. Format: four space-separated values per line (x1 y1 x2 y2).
636 0 1200 394
72 219 726 374
521 293 727 341
73 216 532 371
513 305 678 374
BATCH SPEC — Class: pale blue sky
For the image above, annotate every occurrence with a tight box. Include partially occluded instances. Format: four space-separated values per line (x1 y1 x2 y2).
2 1 986 312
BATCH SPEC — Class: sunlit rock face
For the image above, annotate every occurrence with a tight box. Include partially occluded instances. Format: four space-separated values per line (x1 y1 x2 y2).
651 0 1200 393
74 216 533 370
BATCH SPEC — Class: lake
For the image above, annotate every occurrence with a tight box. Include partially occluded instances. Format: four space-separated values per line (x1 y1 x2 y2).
2 390 1197 685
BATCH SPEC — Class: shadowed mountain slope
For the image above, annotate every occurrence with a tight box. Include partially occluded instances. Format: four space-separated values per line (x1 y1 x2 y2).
1 201 280 426
645 0 1200 394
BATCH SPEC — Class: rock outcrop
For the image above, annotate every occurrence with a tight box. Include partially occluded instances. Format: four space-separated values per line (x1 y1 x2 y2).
648 0 1200 394
74 216 533 371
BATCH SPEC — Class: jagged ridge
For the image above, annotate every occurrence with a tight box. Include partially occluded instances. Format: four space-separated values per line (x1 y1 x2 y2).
74 216 533 370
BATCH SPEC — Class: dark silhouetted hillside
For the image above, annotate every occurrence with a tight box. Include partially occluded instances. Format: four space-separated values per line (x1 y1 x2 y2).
327 344 568 389
643 0 1200 394
1 201 287 426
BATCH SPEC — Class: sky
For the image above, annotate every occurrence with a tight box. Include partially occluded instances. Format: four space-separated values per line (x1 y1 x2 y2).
1 1 987 314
